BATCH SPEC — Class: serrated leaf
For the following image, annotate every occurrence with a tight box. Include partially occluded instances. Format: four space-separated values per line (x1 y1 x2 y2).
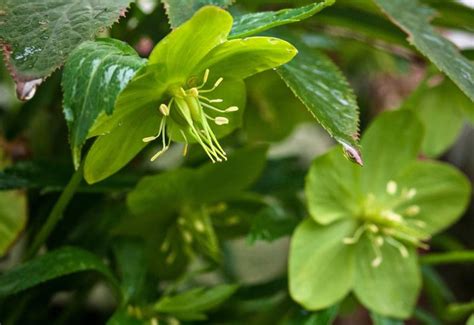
229 0 335 39
0 190 27 256
0 247 120 298
373 0 474 102
62 39 146 168
0 0 132 99
276 36 361 159
154 284 238 320
162 0 234 28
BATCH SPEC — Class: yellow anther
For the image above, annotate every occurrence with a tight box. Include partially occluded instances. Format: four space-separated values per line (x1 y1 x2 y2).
210 98 223 103
214 77 223 88
215 116 229 125
194 220 205 232
225 106 239 112
159 103 169 116
405 205 420 216
386 180 397 195
203 69 210 84
143 136 157 143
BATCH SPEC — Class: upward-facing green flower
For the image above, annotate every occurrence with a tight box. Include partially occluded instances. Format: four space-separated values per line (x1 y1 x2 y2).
289 110 471 319
83 6 297 184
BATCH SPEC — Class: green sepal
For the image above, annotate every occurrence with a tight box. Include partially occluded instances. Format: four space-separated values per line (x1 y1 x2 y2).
394 160 471 235
360 110 423 195
289 219 356 310
84 107 161 184
353 234 421 319
149 6 233 82
305 147 361 225
194 37 297 80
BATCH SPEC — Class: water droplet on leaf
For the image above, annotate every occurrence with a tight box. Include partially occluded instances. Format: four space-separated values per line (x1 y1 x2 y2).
15 78 43 101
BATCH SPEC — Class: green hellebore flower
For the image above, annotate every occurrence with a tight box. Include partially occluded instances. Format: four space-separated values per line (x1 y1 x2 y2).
289 110 471 319
83 6 297 184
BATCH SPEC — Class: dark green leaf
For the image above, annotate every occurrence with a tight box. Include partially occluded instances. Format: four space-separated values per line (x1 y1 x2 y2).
247 204 298 244
162 0 234 28
62 39 146 168
107 309 147 325
276 36 361 160
373 0 474 101
0 247 120 298
244 70 310 142
0 161 138 192
112 238 147 304
127 145 268 218
154 284 238 320
229 0 335 39
0 0 132 95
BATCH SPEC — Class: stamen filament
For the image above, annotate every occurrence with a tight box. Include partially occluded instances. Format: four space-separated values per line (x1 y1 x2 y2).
385 236 409 258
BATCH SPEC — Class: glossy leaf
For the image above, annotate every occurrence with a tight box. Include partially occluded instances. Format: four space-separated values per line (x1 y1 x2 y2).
360 110 423 195
62 39 146 168
195 37 297 80
0 0 132 93
289 219 356 310
354 235 421 318
244 70 310 142
230 0 335 39
162 0 234 28
373 0 474 101
154 284 238 320
0 190 27 256
0 247 120 297
394 161 471 235
277 37 361 157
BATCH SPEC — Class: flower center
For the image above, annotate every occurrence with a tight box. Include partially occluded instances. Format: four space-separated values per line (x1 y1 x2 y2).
142 69 239 163
343 180 429 268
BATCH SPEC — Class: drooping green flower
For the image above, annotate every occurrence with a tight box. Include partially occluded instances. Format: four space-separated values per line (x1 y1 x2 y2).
289 110 471 318
83 6 297 184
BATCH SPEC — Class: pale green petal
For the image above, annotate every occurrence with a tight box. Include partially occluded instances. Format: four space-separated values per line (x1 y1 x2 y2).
360 110 423 195
305 147 361 225
149 6 233 81
394 160 471 235
354 235 421 319
194 37 297 79
289 218 356 310
84 107 161 184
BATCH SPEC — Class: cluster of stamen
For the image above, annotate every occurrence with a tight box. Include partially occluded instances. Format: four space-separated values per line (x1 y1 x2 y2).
343 180 429 268
142 69 239 162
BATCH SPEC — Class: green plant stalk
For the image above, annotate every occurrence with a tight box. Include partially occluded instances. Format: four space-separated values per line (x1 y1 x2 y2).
420 251 474 265
24 165 84 260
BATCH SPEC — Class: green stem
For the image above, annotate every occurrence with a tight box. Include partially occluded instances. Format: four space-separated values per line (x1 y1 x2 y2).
24 165 84 260
420 251 474 265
